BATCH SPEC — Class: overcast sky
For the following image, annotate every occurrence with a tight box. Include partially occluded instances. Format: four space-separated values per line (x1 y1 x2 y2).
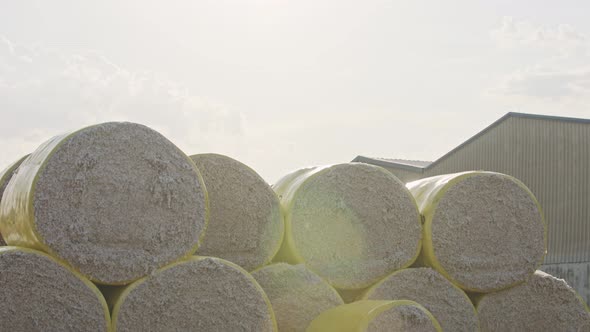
1 1 589 182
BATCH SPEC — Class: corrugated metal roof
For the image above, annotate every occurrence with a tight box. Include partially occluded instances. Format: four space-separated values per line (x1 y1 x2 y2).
372 158 432 167
352 156 431 169
352 156 428 171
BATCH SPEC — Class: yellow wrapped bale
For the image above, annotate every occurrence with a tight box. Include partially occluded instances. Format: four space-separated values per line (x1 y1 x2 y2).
0 122 208 285
191 153 284 271
273 163 422 290
477 271 590 331
306 300 442 332
0 154 29 246
0 246 110 331
252 263 344 332
361 268 479 332
407 171 546 293
109 256 277 332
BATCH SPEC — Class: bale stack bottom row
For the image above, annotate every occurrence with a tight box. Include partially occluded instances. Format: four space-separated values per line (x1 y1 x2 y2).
0 121 588 332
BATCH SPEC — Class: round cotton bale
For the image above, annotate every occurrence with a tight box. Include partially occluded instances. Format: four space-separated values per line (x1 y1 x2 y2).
0 122 208 285
110 256 277 332
251 263 344 332
477 271 590 331
0 154 29 246
407 171 546 293
0 247 110 331
306 300 442 332
190 153 284 271
274 163 422 290
361 267 478 332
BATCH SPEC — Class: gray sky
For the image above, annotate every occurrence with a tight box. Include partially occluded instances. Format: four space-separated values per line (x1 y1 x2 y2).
1 0 589 182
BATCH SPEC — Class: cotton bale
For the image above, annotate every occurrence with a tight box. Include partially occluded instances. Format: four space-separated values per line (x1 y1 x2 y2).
191 153 283 271
274 163 422 290
109 256 277 332
407 171 546 293
0 122 208 284
361 267 479 332
477 271 590 331
0 247 110 332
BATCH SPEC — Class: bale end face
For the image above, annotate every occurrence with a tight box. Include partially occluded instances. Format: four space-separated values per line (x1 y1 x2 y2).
191 153 284 271
0 247 110 332
276 163 422 290
111 256 277 332
362 268 479 332
477 270 590 331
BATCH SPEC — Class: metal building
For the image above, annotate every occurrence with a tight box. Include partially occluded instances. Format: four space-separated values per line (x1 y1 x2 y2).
353 112 590 303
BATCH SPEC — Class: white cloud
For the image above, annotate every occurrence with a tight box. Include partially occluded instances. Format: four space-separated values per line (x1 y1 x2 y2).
490 16 586 56
489 17 590 106
493 66 590 99
0 36 246 169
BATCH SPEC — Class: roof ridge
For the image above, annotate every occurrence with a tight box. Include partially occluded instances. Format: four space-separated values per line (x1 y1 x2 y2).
507 112 590 124
375 157 432 162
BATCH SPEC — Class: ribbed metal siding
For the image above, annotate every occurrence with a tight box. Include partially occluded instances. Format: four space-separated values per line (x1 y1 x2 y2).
420 117 590 264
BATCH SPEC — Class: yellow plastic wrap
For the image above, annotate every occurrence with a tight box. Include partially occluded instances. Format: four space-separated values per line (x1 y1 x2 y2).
306 300 442 332
109 256 278 332
406 171 547 292
272 165 326 264
0 124 209 285
0 154 30 191
272 166 317 200
0 246 112 332
0 133 69 251
0 154 30 245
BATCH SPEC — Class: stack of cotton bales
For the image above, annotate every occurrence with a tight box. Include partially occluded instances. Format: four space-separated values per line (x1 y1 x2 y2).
0 122 281 331
0 120 589 331
271 166 590 331
405 172 589 331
